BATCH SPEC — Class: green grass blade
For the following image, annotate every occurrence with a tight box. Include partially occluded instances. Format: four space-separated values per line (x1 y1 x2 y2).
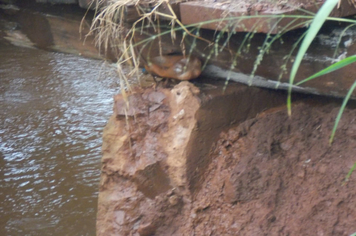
287 0 339 116
344 162 356 184
329 80 356 144
296 55 356 85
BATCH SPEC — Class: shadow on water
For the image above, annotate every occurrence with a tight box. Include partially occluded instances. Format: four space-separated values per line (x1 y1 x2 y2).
0 43 121 235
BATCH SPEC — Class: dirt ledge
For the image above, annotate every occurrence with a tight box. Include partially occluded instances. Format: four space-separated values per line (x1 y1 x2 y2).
97 81 356 235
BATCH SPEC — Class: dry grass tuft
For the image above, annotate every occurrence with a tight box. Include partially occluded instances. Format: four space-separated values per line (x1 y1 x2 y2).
88 0 216 93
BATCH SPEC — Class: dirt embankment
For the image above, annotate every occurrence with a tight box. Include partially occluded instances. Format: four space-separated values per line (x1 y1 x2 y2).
97 81 356 235
193 102 356 235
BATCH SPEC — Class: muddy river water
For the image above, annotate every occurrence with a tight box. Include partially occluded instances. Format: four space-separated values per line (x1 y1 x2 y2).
0 42 120 235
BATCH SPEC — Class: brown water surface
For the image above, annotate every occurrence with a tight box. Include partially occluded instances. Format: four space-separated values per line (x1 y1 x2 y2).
0 43 120 235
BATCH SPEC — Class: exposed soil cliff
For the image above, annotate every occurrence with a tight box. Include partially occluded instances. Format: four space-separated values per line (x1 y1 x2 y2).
97 81 356 235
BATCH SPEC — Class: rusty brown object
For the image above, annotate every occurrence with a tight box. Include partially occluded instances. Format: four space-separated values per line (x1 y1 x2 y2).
180 0 356 34
144 55 202 81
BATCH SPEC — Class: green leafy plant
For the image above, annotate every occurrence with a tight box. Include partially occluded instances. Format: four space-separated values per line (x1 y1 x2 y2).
343 161 356 185
287 0 356 145
287 0 340 117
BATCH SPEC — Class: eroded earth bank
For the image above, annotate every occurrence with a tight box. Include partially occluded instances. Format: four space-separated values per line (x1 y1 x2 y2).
97 81 356 236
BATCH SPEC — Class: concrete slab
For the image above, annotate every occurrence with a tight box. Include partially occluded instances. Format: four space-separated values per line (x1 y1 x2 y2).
180 0 356 34
0 3 102 59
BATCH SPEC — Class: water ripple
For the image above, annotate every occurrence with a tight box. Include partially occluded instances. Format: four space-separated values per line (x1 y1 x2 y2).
0 43 120 235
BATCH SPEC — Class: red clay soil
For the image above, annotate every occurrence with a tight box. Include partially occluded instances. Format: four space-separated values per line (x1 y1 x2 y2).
192 102 356 235
97 83 356 235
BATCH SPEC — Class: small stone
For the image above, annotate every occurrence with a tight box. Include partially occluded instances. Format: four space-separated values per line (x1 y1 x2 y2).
114 210 125 226
173 109 185 120
168 195 179 206
297 170 305 179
